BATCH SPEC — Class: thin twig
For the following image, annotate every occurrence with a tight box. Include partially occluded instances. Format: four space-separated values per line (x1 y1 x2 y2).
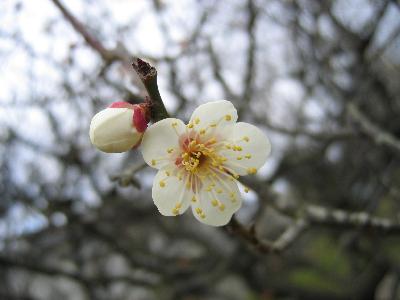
132 58 169 122
305 205 400 233
348 103 400 153
110 162 147 188
226 217 308 254
242 0 258 103
368 24 400 61
50 0 119 62
207 40 236 99
227 203 400 254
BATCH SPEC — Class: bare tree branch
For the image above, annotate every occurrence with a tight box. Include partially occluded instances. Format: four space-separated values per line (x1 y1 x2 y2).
132 58 169 122
50 0 121 62
242 0 258 104
226 216 308 254
228 203 400 254
305 205 400 233
348 103 400 153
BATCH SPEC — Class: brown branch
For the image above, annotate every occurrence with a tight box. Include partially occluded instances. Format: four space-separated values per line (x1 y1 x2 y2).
305 205 400 233
207 40 236 99
226 217 308 254
168 59 190 112
50 0 120 62
348 103 400 153
109 162 147 188
131 58 169 122
242 0 258 103
227 203 400 254
260 118 355 142
368 24 400 61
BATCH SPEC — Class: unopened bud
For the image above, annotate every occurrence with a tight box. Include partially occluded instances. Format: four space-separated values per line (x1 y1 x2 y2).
89 102 149 153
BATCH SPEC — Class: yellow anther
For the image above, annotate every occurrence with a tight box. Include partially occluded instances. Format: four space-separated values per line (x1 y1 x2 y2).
237 156 243 160
200 213 206 219
233 174 240 179
225 145 231 149
244 187 250 193
187 123 194 129
243 136 249 142
172 122 178 127
206 186 212 192
165 171 170 176
196 207 203 214
182 152 189 158
167 148 174 153
159 180 166 187
175 202 182 209
151 159 156 166
211 199 218 207
189 140 196 147
219 203 225 211
217 189 223 194
178 175 183 181
208 138 217 144
195 118 200 124
210 123 217 128
229 192 235 198
191 196 197 203
247 167 257 175
225 114 232 121
245 154 252 159
200 129 206 135
172 208 180 215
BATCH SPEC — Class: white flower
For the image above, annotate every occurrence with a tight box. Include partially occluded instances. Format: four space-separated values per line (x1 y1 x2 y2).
141 100 271 226
90 102 149 153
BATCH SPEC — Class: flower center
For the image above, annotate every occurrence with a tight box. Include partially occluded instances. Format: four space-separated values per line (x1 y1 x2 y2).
177 135 227 175
179 137 208 173
181 151 202 172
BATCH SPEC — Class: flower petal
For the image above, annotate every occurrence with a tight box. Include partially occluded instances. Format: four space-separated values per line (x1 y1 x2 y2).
141 118 185 169
191 173 242 226
152 168 192 216
189 100 237 135
221 122 271 176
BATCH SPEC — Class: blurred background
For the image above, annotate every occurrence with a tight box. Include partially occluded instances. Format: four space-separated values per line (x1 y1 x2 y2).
1 0 400 299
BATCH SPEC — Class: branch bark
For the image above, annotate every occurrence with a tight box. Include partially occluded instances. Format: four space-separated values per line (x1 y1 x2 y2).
227 203 400 254
50 0 120 62
132 58 169 122
226 217 308 254
348 103 400 153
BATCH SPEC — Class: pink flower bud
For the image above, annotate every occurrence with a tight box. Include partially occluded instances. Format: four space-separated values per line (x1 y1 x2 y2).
89 102 149 153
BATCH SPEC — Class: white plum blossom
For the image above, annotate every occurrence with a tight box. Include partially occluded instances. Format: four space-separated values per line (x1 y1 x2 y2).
90 102 149 153
141 100 271 226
